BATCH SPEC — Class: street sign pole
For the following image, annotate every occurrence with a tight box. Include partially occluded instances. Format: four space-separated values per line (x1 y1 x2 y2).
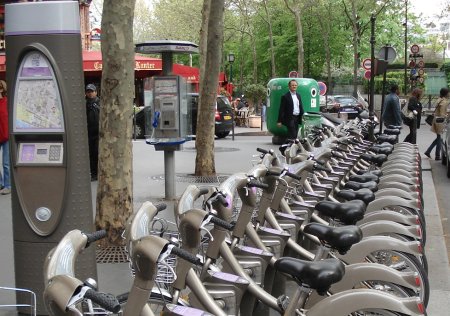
369 14 376 141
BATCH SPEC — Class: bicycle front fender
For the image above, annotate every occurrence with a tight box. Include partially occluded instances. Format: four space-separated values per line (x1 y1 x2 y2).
331 263 420 293
336 236 422 264
366 195 421 212
306 289 424 316
360 210 418 226
359 220 421 241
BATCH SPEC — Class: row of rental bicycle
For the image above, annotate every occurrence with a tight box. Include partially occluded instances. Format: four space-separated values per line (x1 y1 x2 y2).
43 117 429 316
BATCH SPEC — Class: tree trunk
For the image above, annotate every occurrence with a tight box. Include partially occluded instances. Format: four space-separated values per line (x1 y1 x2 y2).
284 0 304 77
262 0 277 78
195 0 225 176
95 0 135 245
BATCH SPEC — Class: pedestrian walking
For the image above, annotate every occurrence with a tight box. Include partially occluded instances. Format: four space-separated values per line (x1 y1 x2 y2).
382 84 402 128
424 87 450 160
403 88 423 144
277 79 304 140
85 84 100 181
0 80 10 195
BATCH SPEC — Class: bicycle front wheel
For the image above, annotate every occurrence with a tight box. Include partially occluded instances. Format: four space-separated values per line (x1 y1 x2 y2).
117 290 189 315
349 310 407 315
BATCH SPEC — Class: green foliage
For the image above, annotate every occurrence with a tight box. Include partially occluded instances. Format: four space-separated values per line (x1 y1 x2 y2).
140 0 436 92
242 83 267 106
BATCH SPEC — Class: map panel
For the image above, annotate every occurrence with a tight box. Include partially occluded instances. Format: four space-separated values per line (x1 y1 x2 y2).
15 79 64 131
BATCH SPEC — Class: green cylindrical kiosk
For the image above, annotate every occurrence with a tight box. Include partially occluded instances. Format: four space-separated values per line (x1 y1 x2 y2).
266 78 321 144
6 2 96 314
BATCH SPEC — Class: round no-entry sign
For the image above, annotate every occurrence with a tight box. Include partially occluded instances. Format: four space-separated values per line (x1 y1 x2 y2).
364 70 371 80
411 44 420 54
362 58 372 70
318 81 327 96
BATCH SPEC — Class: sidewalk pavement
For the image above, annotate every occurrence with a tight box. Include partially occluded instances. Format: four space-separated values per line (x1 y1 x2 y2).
1 123 450 315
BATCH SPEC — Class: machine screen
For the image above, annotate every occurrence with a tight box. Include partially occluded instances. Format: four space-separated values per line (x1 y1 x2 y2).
13 51 64 132
17 143 63 165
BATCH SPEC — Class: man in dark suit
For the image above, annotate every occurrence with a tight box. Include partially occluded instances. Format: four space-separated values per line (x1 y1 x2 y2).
277 79 304 139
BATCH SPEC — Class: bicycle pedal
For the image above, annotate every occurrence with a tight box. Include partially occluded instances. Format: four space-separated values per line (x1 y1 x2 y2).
277 294 290 311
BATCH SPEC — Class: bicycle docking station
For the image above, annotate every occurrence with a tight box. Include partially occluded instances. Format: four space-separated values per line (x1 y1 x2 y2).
6 2 96 314
136 40 198 200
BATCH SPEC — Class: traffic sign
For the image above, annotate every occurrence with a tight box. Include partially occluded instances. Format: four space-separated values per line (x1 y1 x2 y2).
362 58 372 70
418 77 424 83
418 60 425 68
364 70 371 80
318 81 327 96
418 68 425 76
409 60 416 68
378 46 397 64
288 71 298 78
411 44 420 54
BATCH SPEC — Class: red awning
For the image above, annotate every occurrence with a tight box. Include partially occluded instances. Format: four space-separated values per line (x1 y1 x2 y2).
0 51 201 83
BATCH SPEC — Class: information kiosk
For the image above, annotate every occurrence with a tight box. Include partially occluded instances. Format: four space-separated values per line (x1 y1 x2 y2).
6 2 96 313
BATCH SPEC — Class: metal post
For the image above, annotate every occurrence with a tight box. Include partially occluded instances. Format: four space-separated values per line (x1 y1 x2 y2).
368 14 376 141
164 150 175 199
404 0 408 94
380 45 390 134
162 51 175 199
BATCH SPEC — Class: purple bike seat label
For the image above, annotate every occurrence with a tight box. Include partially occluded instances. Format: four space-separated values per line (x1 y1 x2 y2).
240 245 264 254
259 226 289 235
275 212 301 220
212 271 247 284
172 306 209 316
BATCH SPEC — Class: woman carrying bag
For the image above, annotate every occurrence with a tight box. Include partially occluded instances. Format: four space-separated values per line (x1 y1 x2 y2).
403 88 423 144
424 87 450 160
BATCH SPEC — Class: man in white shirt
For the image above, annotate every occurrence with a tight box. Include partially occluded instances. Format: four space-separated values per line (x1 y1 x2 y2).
277 79 304 139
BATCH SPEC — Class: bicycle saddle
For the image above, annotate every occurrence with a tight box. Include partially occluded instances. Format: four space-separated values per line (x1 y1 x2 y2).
355 169 383 177
274 257 345 295
314 200 366 225
376 134 397 145
303 222 363 254
336 188 375 205
343 180 378 192
360 153 387 166
383 128 401 135
348 173 380 184
369 146 393 155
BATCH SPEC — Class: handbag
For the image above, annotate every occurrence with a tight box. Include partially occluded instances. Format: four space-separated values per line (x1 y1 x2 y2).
425 114 434 126
402 104 414 119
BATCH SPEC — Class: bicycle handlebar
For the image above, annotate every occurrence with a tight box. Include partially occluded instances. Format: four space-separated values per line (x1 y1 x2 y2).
170 245 203 266
209 216 235 231
266 169 302 181
256 147 274 155
155 203 167 213
84 289 121 313
85 230 107 248
247 179 270 189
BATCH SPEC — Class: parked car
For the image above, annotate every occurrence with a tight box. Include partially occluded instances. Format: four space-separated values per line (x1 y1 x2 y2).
190 93 234 139
132 106 148 139
132 93 233 139
325 95 365 119
442 120 450 177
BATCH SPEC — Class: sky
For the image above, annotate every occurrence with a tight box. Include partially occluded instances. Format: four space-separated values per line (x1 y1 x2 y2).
409 0 446 18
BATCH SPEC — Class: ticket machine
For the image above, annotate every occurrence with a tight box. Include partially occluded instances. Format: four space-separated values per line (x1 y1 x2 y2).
6 2 96 313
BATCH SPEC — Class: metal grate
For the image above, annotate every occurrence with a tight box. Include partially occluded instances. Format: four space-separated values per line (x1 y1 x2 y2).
150 173 230 184
182 146 240 153
96 246 129 264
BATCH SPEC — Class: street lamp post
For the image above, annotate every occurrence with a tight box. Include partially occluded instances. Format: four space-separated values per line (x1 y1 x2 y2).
227 52 235 84
227 53 235 140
